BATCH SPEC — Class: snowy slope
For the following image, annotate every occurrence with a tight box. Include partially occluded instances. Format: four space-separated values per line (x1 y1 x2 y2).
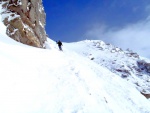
0 11 150 113
65 40 150 97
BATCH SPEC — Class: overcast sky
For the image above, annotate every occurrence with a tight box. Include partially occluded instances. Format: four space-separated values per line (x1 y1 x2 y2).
43 0 150 58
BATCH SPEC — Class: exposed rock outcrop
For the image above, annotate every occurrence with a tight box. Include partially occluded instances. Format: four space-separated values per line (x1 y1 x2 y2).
137 60 150 73
141 92 150 99
0 0 47 47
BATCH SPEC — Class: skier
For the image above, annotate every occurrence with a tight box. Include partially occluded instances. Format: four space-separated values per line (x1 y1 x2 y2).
56 40 63 51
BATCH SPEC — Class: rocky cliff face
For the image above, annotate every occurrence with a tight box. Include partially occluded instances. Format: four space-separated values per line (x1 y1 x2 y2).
0 0 47 48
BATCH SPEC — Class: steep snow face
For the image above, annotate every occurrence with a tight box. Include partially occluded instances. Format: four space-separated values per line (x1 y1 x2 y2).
0 15 150 113
65 40 150 97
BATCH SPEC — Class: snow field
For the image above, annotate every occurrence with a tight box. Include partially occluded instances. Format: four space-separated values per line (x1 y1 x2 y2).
0 39 150 113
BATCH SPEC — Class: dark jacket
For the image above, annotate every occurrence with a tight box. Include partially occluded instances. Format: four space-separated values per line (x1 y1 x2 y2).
57 41 62 46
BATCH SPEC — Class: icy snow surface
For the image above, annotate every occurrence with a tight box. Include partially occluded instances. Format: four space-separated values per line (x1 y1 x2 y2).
0 6 150 113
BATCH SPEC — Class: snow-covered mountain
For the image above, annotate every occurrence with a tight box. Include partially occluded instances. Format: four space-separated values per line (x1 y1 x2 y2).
65 40 150 99
0 18 150 113
0 1 150 113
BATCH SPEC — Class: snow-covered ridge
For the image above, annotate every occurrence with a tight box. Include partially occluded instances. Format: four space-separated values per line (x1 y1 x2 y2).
65 40 150 97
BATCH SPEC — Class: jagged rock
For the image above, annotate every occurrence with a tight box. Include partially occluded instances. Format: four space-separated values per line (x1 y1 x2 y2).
111 47 122 53
121 74 128 78
116 68 130 75
136 74 143 76
126 52 139 58
89 54 95 60
90 57 94 60
94 41 106 49
141 92 150 99
137 60 150 73
145 63 150 73
0 0 47 47
135 82 140 86
125 49 139 58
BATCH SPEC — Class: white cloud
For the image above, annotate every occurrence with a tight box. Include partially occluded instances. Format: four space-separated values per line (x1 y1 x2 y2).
85 18 150 58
